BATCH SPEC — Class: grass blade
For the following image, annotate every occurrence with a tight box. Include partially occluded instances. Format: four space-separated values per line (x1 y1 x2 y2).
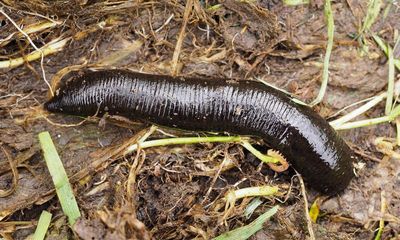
334 104 400 130
257 78 308 106
0 38 69 69
240 140 279 164
333 116 390 130
33 211 52 240
213 206 279 240
283 0 310 6
244 198 263 220
385 46 395 115
125 136 241 154
38 131 81 226
394 36 400 59
124 135 280 164
372 34 400 71
330 92 386 128
374 191 386 240
360 0 382 35
311 0 334 106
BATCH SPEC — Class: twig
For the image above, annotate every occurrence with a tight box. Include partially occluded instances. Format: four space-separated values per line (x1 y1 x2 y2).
0 2 60 24
42 115 89 128
297 172 315 240
0 8 53 96
171 0 193 76
126 126 157 206
155 14 174 33
351 148 381 162
0 20 60 47
201 147 231 204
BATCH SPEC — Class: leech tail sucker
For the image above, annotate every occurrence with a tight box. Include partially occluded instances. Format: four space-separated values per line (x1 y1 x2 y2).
45 69 355 195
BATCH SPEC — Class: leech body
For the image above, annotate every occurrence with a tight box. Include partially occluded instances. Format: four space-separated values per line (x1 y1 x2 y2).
45 69 354 195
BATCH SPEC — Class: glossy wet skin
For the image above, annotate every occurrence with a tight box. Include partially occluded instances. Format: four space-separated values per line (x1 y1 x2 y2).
45 69 355 195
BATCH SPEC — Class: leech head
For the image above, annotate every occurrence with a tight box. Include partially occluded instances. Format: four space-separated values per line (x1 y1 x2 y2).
44 94 65 113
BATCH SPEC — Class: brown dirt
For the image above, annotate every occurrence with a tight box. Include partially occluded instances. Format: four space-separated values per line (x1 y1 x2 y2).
0 0 399 239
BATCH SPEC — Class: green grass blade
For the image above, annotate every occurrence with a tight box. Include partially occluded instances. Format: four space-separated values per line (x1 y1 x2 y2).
213 206 279 240
372 34 400 71
389 104 400 120
385 46 395 115
333 116 390 130
240 140 279 164
244 198 263 220
257 78 308 106
283 0 310 6
311 0 334 106
228 186 279 200
334 104 400 130
331 35 400 131
125 136 242 154
330 92 386 128
373 34 387 52
394 36 400 58
382 0 394 20
360 0 382 35
374 191 386 240
33 211 52 240
38 131 81 226
124 135 279 164
396 118 400 146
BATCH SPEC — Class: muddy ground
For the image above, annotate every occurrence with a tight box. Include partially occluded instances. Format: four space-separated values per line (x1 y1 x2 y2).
0 0 399 239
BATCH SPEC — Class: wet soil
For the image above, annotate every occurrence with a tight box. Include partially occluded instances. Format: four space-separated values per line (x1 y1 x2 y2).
0 0 399 239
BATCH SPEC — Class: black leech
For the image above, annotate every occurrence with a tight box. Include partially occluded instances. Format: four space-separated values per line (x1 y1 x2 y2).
45 69 355 195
